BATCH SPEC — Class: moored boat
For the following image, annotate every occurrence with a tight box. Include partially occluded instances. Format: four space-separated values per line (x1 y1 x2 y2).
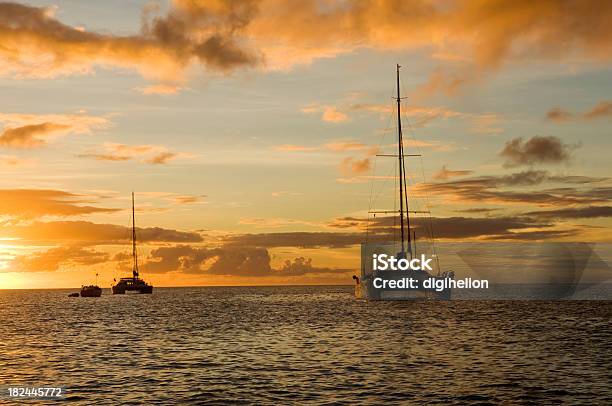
111 192 153 295
356 65 454 300
80 285 102 297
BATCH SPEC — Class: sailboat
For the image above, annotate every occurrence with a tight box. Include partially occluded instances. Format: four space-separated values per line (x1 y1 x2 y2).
355 65 454 300
111 192 153 294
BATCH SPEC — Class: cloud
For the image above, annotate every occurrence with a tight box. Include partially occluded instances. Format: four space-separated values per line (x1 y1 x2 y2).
417 170 612 207
271 191 301 198
525 206 612 219
262 1 612 70
301 104 349 123
433 165 473 180
273 144 319 152
324 141 371 152
140 244 346 276
0 189 119 219
146 151 178 165
78 143 181 165
411 68 471 99
0 122 69 148
78 153 131 162
0 155 33 167
546 107 573 122
278 140 375 153
500 135 576 167
0 112 109 148
483 229 578 241
239 217 317 228
9 246 109 273
224 232 363 249
306 101 460 127
583 101 612 119
2 0 612 91
277 257 346 276
225 211 570 245
454 207 501 214
0 1 260 81
3 220 203 245
170 195 206 204
136 84 183 95
339 157 371 175
322 107 349 123
546 101 612 122
328 215 559 240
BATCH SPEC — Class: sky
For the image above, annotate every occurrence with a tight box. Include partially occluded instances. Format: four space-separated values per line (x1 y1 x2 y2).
0 0 611 288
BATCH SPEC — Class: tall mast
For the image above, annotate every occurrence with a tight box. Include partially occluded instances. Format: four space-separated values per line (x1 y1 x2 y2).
395 64 412 257
132 191 139 279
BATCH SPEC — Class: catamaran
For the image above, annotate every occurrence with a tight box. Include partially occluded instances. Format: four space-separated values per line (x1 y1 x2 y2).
355 65 454 300
111 192 153 294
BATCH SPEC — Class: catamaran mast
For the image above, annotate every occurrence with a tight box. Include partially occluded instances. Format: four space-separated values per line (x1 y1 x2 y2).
395 64 412 257
132 191 139 279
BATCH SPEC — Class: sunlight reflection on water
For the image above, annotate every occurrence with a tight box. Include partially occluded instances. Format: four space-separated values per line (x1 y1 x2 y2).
1 286 610 404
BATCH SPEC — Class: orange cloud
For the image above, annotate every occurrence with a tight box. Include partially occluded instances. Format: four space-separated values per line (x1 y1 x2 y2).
584 101 612 119
546 107 573 122
339 157 371 176
301 104 349 123
417 170 611 207
0 122 69 148
0 1 259 81
274 140 375 154
78 143 181 165
1 0 611 92
146 151 178 165
546 101 612 122
140 244 348 277
324 141 371 152
273 144 319 152
0 155 33 167
10 246 109 272
0 112 108 148
433 165 473 180
3 220 203 244
0 189 119 219
170 195 206 204
322 106 349 123
136 84 183 95
304 101 460 127
238 217 318 228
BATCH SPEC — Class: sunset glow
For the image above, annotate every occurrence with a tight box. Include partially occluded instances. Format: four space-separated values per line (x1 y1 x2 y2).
1 0 611 288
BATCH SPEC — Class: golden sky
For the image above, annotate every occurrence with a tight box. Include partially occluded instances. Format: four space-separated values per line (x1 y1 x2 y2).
1 0 611 288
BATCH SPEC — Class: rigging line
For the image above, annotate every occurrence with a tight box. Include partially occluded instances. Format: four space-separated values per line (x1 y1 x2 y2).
369 112 395 208
406 126 441 272
116 197 134 283
367 93 395 244
399 77 442 272
394 157 398 243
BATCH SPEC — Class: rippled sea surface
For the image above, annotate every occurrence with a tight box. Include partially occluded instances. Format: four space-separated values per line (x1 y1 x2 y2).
1 286 611 405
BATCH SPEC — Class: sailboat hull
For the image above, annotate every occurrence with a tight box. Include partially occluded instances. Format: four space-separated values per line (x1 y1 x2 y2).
112 278 153 294
80 286 102 297
359 269 453 301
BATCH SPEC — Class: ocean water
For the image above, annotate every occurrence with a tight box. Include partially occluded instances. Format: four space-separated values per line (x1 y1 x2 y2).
1 286 610 405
